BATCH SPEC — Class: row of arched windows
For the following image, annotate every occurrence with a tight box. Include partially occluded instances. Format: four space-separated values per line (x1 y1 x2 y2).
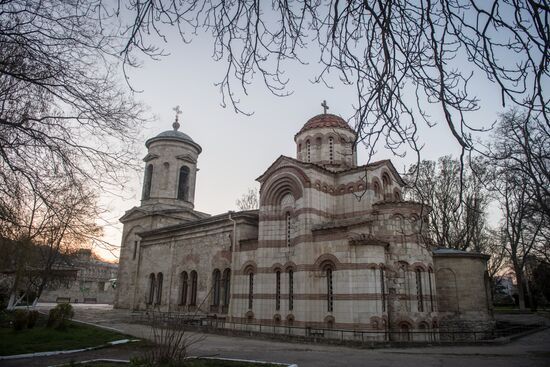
179 270 198 306
273 269 295 311
372 172 401 201
211 268 231 309
244 264 433 315
147 268 232 310
142 164 190 201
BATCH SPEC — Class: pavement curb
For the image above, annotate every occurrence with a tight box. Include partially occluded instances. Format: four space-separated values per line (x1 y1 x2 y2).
0 339 139 361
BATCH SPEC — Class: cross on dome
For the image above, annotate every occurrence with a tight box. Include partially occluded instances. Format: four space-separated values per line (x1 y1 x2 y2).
321 100 329 114
172 105 182 131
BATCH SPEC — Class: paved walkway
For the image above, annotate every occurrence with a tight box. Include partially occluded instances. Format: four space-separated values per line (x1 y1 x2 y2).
3 304 550 367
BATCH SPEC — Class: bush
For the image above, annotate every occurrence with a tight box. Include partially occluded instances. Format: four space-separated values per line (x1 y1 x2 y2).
13 310 28 331
47 303 74 330
27 310 39 329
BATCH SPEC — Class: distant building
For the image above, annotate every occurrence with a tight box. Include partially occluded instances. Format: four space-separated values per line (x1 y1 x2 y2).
40 249 118 304
115 109 494 339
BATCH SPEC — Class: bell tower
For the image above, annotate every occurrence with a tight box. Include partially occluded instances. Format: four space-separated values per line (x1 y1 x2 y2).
141 107 202 209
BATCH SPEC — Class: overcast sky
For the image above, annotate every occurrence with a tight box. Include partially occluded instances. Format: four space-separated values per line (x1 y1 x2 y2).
96 29 505 262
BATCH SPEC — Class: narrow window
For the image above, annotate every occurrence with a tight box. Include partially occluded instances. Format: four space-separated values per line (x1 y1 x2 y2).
288 270 294 311
275 271 281 311
222 268 231 307
248 272 254 310
180 271 188 305
156 272 163 305
148 273 156 304
285 212 291 247
416 269 424 312
380 267 386 312
132 241 138 260
162 162 170 189
306 140 311 162
328 137 334 163
142 164 153 200
394 191 401 201
212 269 221 306
177 166 190 201
190 270 198 306
428 269 434 312
373 182 381 198
326 266 334 312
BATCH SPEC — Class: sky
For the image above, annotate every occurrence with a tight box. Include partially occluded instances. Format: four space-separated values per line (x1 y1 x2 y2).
95 26 507 262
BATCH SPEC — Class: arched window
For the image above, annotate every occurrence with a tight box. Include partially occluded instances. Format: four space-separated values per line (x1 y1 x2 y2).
180 271 188 305
162 162 170 189
416 269 424 312
306 140 311 162
324 265 334 312
177 166 190 201
382 173 391 196
142 164 153 200
133 240 138 260
399 322 411 341
394 190 401 201
373 182 381 198
212 269 221 307
285 212 291 247
328 137 334 163
288 269 294 311
222 268 231 308
190 270 198 306
248 272 254 310
428 269 434 312
382 173 390 187
380 267 386 312
275 271 281 311
147 273 156 304
156 272 163 305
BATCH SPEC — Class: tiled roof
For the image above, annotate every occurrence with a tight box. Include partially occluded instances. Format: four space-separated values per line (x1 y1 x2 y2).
296 113 356 136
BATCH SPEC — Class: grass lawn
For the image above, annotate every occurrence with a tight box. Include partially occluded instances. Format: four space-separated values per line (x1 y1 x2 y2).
0 321 131 356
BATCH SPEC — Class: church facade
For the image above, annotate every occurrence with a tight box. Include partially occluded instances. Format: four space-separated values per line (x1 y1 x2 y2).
115 111 494 338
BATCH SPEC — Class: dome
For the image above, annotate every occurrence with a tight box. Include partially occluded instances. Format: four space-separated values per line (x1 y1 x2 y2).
145 123 202 152
296 113 355 137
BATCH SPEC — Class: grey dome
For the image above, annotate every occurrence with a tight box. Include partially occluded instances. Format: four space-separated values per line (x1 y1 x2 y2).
145 129 202 152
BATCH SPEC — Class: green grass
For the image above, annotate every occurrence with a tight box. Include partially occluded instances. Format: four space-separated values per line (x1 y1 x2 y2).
0 321 131 356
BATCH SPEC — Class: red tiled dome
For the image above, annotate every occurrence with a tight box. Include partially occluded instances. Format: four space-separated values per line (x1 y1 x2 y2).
296 113 355 135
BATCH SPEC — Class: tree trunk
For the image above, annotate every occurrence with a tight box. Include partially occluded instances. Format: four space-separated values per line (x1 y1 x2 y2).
515 268 526 310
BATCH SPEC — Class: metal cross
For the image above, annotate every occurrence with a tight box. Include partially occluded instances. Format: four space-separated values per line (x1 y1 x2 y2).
321 100 329 114
172 105 182 122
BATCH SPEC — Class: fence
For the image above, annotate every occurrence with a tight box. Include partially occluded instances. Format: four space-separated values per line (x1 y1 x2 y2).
131 312 544 344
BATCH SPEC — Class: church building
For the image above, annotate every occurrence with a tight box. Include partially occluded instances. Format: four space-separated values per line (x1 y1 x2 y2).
115 108 494 339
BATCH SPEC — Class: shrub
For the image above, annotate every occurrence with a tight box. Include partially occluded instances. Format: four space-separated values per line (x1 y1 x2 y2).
27 310 39 328
13 310 28 331
47 303 74 330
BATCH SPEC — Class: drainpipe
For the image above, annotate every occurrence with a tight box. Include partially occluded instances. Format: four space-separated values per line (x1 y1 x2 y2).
228 211 237 251
227 211 237 318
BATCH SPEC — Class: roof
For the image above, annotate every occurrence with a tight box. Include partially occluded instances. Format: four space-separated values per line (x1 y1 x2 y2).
256 155 406 186
295 113 356 137
137 210 259 239
432 247 490 260
145 129 202 152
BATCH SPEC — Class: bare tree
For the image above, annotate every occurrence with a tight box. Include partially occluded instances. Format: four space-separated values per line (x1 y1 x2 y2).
405 156 492 251
236 188 259 210
484 109 550 309
488 109 550 223
0 0 145 231
3 179 102 309
120 0 549 165
497 170 543 310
